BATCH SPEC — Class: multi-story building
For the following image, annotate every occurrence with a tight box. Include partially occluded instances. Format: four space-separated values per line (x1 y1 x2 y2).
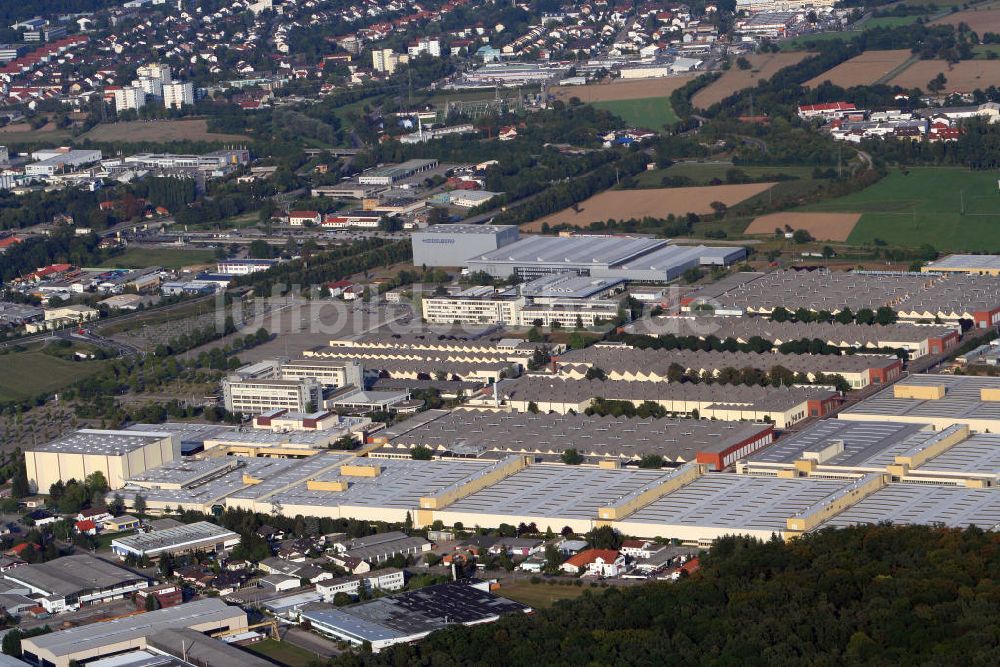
113 86 146 111
133 76 163 99
216 258 278 275
372 48 408 74
411 224 520 267
136 63 172 83
222 376 323 414
162 81 194 109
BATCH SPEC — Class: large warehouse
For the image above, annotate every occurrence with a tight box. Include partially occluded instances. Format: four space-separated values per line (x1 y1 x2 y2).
839 374 1000 432
465 235 746 282
111 521 241 560
3 554 149 613
411 224 520 267
25 428 178 493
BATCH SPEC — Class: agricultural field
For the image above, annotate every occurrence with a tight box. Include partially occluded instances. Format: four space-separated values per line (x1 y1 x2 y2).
525 183 775 230
805 50 913 88
589 97 678 129
549 76 694 103
797 167 1000 251
82 119 250 143
0 122 72 145
693 52 809 108
933 6 1000 32
0 350 108 402
887 59 1000 91
744 212 862 241
108 246 217 270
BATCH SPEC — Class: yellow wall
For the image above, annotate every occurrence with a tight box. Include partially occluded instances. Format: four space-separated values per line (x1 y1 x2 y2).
894 384 945 400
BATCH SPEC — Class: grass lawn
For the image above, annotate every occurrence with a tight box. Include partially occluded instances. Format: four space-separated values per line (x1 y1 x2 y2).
109 247 217 270
799 167 1000 251
0 351 107 402
497 580 592 609
637 163 816 187
589 97 678 129
244 639 323 667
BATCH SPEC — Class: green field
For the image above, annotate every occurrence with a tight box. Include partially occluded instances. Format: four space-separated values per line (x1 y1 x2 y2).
589 97 678 129
798 167 1000 251
110 247 217 269
0 351 107 402
637 163 816 187
497 581 591 609
244 640 322 667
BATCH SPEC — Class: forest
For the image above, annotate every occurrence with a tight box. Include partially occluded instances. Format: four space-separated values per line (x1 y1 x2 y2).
335 524 1000 666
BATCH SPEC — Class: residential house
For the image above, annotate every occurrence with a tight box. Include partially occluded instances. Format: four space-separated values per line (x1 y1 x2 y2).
560 549 625 577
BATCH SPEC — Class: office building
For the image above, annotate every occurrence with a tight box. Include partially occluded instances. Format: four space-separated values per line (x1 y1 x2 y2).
357 159 439 186
24 149 103 177
162 81 195 109
222 376 323 414
411 224 520 268
25 429 178 493
216 258 278 275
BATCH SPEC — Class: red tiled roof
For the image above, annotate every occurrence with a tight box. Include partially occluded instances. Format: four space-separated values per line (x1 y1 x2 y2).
565 548 619 568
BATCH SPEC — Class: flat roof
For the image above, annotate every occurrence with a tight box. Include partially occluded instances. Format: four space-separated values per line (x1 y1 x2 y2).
24 599 243 659
748 420 929 467
924 254 1000 271
111 521 238 554
517 273 624 299
824 484 1000 529
116 457 293 507
444 465 673 520
266 458 493 510
915 432 1000 475
4 554 144 596
623 475 850 532
30 428 169 456
384 410 770 462
471 235 666 267
415 224 517 235
841 374 1000 422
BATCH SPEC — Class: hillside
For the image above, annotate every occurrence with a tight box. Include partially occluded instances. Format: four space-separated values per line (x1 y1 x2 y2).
335 525 1000 666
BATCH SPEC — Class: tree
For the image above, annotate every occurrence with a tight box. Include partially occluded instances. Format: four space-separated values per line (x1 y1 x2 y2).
411 446 433 460
792 229 814 244
875 307 897 325
2 629 21 657
927 72 948 93
771 306 791 323
11 459 29 499
638 454 665 469
561 449 584 465
586 525 622 550
585 366 606 381
735 56 752 70
144 593 160 611
133 494 147 516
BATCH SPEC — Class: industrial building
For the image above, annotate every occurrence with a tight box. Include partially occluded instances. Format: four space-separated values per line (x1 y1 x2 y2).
740 419 1000 488
111 521 241 560
3 554 149 613
420 273 625 327
303 346 518 384
370 409 774 471
921 254 1000 276
303 581 529 652
216 258 278 275
25 428 178 493
411 224 520 268
625 316 960 359
357 159 439 186
554 346 903 390
470 376 838 427
20 598 249 667
25 149 103 177
465 235 746 282
839 374 1000 432
705 270 1000 329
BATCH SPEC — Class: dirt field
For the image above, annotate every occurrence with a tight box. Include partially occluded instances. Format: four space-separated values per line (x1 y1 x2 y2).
805 50 913 88
693 52 809 108
743 212 861 241
82 118 250 143
550 76 695 102
887 59 1000 91
933 7 1000 33
525 184 775 230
